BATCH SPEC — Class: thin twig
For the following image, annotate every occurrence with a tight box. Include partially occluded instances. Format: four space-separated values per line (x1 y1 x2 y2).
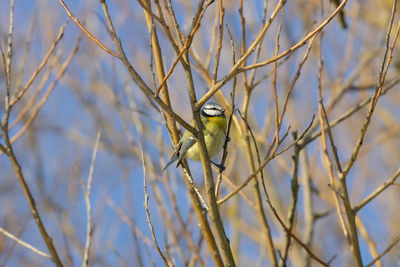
272 7 284 144
10 20 69 106
211 0 225 84
2 97 64 267
1 1 63 265
196 0 348 109
341 0 398 179
241 0 349 71
98 0 196 134
238 0 248 89
300 150 316 266
9 50 61 131
248 0 269 87
205 5 220 69
353 167 400 213
300 78 400 148
5 0 15 102
238 110 278 267
196 0 288 108
0 226 51 259
280 132 300 266
141 145 172 266
365 234 400 267
5 36 81 150
218 116 314 206
155 0 214 95
57 0 119 57
316 34 351 249
182 167 209 211
278 35 317 126
82 131 101 267
254 127 329 266
215 25 236 198
264 195 330 267
136 0 163 23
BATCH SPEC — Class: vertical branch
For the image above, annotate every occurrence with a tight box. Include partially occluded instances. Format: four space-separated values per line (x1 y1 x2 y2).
205 5 220 69
5 0 15 97
341 0 398 178
278 35 317 127
141 145 171 266
316 32 362 266
155 0 214 94
272 8 284 144
238 0 248 88
300 150 316 267
3 0 15 129
157 128 204 265
142 0 178 147
215 26 236 198
161 0 236 264
185 49 237 267
1 119 63 267
212 0 224 84
175 3 236 265
82 131 101 267
239 112 277 267
248 0 269 86
140 1 225 265
280 132 300 266
236 6 285 267
1 1 63 266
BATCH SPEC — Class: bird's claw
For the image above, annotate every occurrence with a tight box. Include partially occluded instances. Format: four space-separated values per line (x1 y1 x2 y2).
211 160 225 171
217 164 225 172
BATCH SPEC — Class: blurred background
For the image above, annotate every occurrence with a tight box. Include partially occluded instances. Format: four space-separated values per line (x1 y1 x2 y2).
0 0 399 266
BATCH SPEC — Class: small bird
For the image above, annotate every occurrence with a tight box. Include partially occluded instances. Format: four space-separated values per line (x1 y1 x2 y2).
163 102 227 171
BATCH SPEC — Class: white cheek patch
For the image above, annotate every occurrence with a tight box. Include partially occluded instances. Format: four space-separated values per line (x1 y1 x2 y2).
203 108 223 116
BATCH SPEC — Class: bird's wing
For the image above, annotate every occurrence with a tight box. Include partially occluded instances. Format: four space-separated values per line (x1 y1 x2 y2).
176 136 196 167
162 141 183 171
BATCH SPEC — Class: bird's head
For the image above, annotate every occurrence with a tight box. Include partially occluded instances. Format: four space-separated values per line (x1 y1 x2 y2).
201 102 225 118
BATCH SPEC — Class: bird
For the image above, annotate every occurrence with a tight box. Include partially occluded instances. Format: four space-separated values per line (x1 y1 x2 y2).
163 102 227 171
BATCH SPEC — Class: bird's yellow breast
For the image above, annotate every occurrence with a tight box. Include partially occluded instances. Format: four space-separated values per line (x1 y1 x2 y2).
206 116 227 131
185 116 227 161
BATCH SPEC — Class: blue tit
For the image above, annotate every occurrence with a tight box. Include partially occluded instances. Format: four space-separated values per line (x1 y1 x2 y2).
163 102 227 171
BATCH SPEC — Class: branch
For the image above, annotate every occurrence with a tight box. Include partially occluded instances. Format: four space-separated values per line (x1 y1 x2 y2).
365 235 400 267
10 20 68 106
196 0 348 108
215 25 236 198
141 145 172 266
97 0 196 134
196 0 287 108
280 132 300 266
240 0 349 71
82 131 101 267
341 0 398 179
353 167 400 213
0 225 51 259
57 0 119 57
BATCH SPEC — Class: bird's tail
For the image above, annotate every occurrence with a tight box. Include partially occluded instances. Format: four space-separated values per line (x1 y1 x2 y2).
162 154 179 172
